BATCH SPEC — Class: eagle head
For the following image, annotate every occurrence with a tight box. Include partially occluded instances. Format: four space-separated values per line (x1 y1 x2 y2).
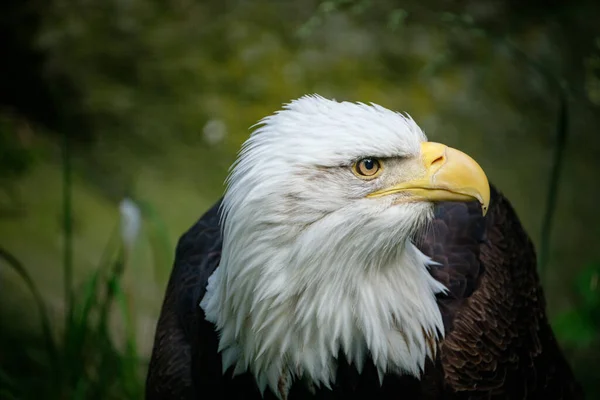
201 95 490 397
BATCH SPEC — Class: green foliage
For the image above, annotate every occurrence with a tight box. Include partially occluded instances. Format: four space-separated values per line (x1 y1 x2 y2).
0 247 57 368
0 124 177 397
552 261 600 398
575 263 600 311
0 133 147 398
0 238 145 399
553 262 600 348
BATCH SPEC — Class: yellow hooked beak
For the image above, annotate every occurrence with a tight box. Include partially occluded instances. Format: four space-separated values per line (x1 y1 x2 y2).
367 142 490 216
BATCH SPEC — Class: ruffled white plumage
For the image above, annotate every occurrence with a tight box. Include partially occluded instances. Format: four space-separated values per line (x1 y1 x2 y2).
201 95 446 399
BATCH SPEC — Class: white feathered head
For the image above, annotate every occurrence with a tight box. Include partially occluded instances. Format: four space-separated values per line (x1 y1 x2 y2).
201 95 490 398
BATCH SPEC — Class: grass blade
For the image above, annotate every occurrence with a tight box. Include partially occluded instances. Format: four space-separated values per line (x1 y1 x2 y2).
137 200 172 286
61 130 74 341
539 88 569 279
0 247 58 372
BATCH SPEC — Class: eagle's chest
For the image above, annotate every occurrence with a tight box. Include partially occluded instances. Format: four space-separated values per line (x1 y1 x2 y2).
206 348 444 400
202 268 445 399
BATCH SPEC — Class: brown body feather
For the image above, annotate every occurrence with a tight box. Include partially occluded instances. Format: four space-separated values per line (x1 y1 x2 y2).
145 185 583 399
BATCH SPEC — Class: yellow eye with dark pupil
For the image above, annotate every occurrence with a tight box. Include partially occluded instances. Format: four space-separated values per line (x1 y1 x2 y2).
355 158 381 177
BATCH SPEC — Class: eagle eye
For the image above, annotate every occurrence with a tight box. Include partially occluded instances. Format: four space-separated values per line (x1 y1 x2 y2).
353 158 382 179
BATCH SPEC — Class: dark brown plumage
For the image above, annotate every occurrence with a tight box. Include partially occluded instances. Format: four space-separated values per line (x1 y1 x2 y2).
145 185 583 399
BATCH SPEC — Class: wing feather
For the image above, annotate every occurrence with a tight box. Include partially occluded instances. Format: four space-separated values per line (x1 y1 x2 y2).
417 185 583 399
145 200 223 399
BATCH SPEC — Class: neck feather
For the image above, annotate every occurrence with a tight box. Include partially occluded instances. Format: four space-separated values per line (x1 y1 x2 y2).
201 229 446 398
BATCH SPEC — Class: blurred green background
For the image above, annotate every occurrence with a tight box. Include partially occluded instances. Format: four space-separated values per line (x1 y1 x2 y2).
1 0 599 398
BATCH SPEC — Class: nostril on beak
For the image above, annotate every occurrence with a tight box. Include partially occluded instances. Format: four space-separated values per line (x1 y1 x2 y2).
430 154 445 167
421 142 449 170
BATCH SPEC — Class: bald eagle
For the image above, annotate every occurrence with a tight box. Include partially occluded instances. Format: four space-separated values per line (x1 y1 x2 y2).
146 96 583 399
